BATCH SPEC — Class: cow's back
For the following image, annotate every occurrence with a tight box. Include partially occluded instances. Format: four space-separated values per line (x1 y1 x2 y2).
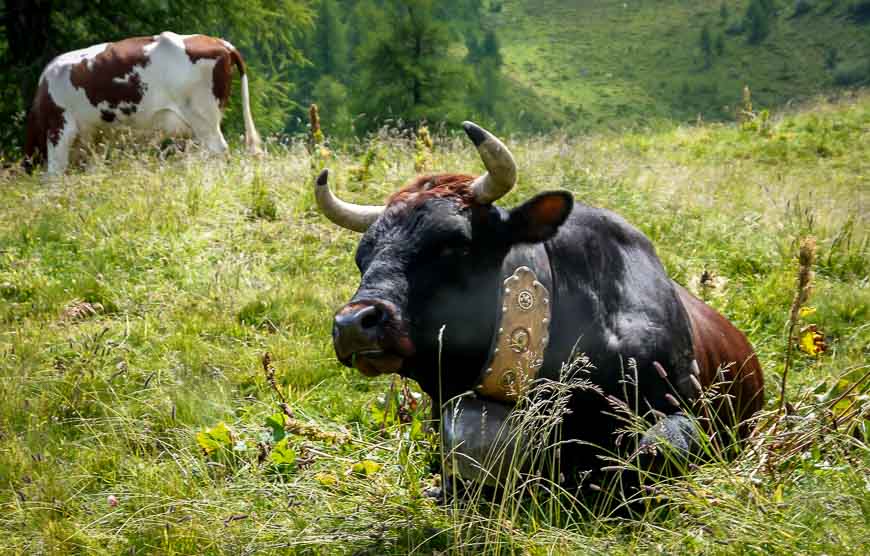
37 33 228 125
41 38 153 123
139 33 232 108
538 202 763 429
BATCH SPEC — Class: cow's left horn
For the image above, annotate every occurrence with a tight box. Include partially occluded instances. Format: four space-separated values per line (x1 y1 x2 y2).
314 169 384 233
463 121 517 204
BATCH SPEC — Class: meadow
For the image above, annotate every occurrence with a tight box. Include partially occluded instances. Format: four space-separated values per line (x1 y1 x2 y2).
497 0 870 129
0 91 867 554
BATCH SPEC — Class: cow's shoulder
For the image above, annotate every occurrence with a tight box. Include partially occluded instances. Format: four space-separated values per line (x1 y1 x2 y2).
77 36 155 73
545 201 693 373
65 36 155 110
549 201 660 274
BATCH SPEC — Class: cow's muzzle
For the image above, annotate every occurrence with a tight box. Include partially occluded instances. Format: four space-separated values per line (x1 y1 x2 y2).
332 300 413 376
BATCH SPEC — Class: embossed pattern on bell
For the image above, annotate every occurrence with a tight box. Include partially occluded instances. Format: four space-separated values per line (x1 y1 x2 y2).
517 289 535 311
500 370 515 387
509 327 531 353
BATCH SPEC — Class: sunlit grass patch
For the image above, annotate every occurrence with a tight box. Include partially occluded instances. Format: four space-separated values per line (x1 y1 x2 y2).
0 93 867 554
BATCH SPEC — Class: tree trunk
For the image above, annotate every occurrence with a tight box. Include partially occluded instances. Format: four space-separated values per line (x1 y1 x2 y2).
412 29 422 106
3 0 56 108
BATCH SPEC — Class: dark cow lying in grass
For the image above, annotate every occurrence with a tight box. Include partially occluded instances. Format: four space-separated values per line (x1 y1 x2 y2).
314 122 764 495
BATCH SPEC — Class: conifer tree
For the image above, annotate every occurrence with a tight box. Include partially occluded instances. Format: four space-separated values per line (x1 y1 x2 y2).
745 0 772 44
700 23 713 68
312 0 349 77
353 0 470 130
467 29 505 124
715 33 725 56
296 0 353 136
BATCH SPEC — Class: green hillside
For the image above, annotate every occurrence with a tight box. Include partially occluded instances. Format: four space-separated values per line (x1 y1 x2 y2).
495 0 870 129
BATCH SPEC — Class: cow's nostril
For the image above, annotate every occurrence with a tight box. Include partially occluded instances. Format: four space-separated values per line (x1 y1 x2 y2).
360 309 381 330
335 304 383 335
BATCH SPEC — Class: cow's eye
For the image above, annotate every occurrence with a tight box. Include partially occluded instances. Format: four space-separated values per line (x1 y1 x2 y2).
354 250 370 273
437 241 469 259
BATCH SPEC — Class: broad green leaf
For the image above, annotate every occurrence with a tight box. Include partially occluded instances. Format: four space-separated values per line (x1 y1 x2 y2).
351 459 381 476
409 418 424 441
773 484 784 504
315 473 337 487
269 438 297 468
265 412 288 442
196 422 233 455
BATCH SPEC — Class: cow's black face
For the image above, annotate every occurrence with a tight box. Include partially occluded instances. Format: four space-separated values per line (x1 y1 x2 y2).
332 181 573 400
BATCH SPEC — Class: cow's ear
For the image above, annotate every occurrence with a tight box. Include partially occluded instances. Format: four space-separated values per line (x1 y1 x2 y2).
507 191 573 243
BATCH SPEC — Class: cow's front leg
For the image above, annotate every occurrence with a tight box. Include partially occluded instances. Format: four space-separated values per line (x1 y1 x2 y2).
46 117 79 176
200 126 229 155
637 412 702 471
184 98 229 155
187 118 228 155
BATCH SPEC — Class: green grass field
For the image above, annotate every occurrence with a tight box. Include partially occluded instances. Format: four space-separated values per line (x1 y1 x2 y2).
0 91 868 554
498 0 870 129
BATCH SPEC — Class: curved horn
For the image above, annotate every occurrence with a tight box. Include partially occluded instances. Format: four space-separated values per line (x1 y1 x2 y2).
314 169 384 233
462 121 517 204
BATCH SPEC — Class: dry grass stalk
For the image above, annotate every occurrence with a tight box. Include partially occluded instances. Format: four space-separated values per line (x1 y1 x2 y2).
262 352 290 409
414 124 434 173
780 237 816 411
308 103 323 152
261 352 349 444
737 85 753 123
59 298 102 323
284 417 349 444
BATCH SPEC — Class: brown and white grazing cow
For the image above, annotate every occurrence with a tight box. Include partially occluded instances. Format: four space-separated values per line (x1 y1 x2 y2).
24 31 261 175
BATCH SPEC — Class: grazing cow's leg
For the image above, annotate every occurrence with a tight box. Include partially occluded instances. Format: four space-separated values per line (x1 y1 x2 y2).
185 113 228 155
635 412 703 482
46 118 79 176
203 126 229 155
184 86 229 155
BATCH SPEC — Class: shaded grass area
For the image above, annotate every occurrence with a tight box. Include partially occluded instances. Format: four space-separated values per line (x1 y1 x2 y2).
0 92 868 554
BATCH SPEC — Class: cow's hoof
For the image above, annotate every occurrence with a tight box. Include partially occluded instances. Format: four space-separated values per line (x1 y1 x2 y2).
422 485 444 504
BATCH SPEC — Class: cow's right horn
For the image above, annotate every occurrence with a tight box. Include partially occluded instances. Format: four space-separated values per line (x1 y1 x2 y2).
314 169 384 233
463 121 517 204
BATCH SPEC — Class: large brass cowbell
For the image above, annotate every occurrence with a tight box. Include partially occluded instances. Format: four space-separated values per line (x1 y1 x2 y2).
476 266 551 401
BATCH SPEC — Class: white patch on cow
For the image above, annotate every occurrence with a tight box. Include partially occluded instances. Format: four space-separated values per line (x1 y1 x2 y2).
46 113 78 176
35 31 242 175
158 31 190 50
144 38 160 56
152 109 192 135
112 72 138 85
44 43 107 80
220 39 235 50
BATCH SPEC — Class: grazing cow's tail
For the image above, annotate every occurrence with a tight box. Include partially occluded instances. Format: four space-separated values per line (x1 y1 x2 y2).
229 49 262 154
